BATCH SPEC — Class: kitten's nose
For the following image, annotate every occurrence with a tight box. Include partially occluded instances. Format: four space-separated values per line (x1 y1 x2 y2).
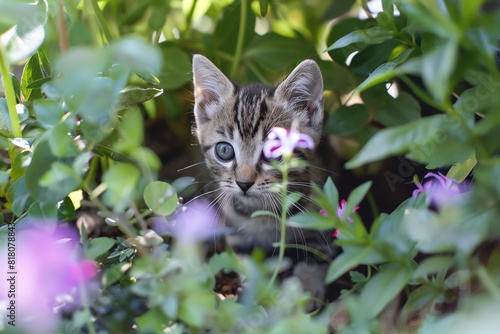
236 181 254 193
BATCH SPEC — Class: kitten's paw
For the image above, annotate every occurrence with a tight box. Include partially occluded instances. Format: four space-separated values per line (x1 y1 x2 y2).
293 262 328 311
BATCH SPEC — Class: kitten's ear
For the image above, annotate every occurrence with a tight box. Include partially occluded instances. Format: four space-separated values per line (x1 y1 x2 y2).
275 60 324 128
193 55 234 123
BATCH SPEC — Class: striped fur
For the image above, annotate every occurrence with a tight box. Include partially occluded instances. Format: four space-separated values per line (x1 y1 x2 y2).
193 55 332 304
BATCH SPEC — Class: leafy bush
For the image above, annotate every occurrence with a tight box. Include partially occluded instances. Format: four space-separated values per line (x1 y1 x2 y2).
0 0 499 333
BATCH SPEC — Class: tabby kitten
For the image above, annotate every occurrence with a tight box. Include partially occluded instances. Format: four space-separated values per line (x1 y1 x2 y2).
192 54 332 301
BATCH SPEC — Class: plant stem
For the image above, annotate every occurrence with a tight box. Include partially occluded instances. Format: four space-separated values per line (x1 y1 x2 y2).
280 243 332 263
400 75 445 111
57 2 69 53
83 0 100 45
184 0 198 36
80 282 97 334
367 191 379 219
0 47 22 138
230 0 247 77
87 0 114 43
269 159 289 287
247 61 268 84
477 265 500 301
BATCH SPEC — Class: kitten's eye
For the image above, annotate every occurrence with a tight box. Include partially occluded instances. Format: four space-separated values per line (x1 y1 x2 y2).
215 142 235 161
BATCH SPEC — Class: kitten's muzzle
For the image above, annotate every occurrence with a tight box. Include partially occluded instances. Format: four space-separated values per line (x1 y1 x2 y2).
236 181 254 193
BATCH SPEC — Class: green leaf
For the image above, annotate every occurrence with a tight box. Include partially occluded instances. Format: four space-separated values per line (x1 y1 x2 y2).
406 129 475 169
345 114 445 169
251 210 280 220
46 120 79 158
355 47 415 93
208 250 242 274
324 104 370 136
358 266 412 318
6 176 31 217
73 77 118 125
244 33 315 72
115 108 144 152
214 0 255 56
346 181 372 214
0 171 9 186
323 177 339 208
325 246 372 283
397 2 460 39
57 196 76 221
135 307 170 332
25 139 76 203
454 86 492 117
401 285 439 320
413 255 455 280
143 181 178 216
326 27 394 51
422 40 458 103
0 98 29 137
115 87 163 111
38 162 82 198
87 237 116 260
68 19 93 46
102 262 131 287
148 5 167 30
403 208 486 254
178 293 215 327
288 212 335 231
318 60 356 93
53 48 111 99
326 18 375 66
103 164 141 212
110 37 163 78
361 87 421 127
258 0 268 16
2 0 47 63
171 176 196 197
32 99 64 129
323 0 357 20
447 154 477 182
349 40 401 76
157 44 192 90
21 53 44 101
27 201 57 220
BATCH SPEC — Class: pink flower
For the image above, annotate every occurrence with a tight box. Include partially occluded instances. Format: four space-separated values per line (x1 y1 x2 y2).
263 127 314 159
337 199 359 223
412 172 466 207
320 199 360 237
0 226 97 333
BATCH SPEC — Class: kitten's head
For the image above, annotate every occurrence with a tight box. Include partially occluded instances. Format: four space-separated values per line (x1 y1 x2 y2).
192 55 323 210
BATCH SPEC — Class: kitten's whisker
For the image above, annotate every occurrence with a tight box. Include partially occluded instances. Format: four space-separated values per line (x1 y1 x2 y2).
182 188 222 206
176 161 206 172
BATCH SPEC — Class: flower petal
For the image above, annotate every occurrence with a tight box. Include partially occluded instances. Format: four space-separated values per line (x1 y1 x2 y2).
296 134 315 150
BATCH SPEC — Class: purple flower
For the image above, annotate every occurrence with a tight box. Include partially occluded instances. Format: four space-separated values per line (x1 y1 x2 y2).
412 172 466 207
320 199 360 237
263 127 314 159
0 226 97 333
153 199 218 242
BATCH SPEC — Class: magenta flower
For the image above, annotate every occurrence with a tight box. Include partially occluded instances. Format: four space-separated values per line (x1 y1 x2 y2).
320 199 360 237
0 226 97 333
412 172 466 207
263 127 314 159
